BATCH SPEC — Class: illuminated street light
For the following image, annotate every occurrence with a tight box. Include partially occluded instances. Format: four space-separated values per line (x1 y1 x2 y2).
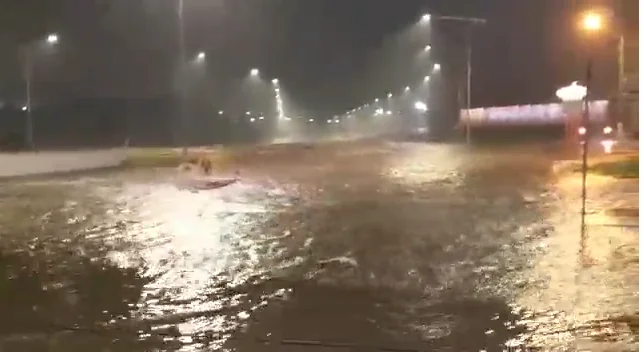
259 116 265 120
23 32 60 149
581 12 603 32
272 78 279 84
404 86 411 92
327 119 332 124
46 34 59 44
250 68 260 77
421 14 431 23
432 63 441 72
309 118 314 122
374 98 379 103
196 51 206 61
387 93 393 98
246 111 251 115
556 81 587 102
250 117 256 122
218 110 224 115
414 101 428 112
423 45 432 52
423 75 430 83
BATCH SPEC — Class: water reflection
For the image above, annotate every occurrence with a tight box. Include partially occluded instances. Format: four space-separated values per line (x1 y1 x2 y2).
0 142 638 351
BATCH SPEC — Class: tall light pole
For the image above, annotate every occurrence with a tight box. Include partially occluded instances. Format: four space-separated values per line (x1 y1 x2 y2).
22 33 59 150
578 10 605 238
422 13 486 144
177 0 188 156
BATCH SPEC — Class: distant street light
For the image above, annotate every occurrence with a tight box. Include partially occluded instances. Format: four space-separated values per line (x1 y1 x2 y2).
432 63 441 72
250 117 256 122
414 101 428 112
250 68 260 77
246 111 251 115
22 32 60 150
272 78 279 84
421 14 431 23
581 12 603 32
195 51 206 61
218 110 224 115
387 93 393 98
46 34 59 44
423 75 430 83
423 44 432 52
374 98 379 102
404 86 411 92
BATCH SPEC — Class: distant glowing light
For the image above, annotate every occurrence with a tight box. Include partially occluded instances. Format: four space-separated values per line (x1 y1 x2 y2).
578 126 587 135
196 52 206 61
386 110 392 115
424 45 432 52
309 118 314 122
404 86 411 92
327 119 332 124
414 101 428 112
421 14 431 23
556 81 587 102
246 111 251 115
433 63 441 72
250 117 256 122
603 126 612 134
46 34 59 44
22 105 27 111
387 93 393 98
374 98 379 103
272 78 279 84
601 139 615 153
423 75 430 83
218 110 224 115
582 12 603 32
259 116 265 120
250 68 260 76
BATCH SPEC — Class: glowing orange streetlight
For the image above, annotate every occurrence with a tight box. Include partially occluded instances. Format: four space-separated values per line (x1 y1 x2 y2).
581 12 603 32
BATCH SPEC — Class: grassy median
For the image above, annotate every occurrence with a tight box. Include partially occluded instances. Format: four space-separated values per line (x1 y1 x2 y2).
125 147 238 172
588 155 639 178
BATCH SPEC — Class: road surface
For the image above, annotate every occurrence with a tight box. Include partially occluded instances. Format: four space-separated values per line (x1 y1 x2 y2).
0 141 638 351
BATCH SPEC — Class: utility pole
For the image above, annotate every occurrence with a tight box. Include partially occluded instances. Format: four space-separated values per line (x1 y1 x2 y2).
177 0 188 157
465 26 473 144
23 48 34 150
432 15 486 144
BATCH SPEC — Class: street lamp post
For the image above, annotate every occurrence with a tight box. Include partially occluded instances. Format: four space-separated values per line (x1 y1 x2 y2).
22 33 59 150
423 14 486 144
177 0 188 157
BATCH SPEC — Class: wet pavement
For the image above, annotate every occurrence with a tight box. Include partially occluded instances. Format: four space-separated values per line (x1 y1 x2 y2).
0 141 638 351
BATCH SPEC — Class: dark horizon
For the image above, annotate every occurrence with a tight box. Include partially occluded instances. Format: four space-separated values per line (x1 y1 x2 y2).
1 0 636 110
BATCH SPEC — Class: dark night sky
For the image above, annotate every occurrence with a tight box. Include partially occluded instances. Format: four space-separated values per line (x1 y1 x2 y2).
1 0 637 114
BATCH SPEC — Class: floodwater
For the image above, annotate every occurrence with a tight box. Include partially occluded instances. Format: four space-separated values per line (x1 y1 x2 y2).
0 141 637 351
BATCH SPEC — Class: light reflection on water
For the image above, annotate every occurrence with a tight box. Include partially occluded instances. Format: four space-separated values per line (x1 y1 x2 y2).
100 180 299 350
0 142 638 351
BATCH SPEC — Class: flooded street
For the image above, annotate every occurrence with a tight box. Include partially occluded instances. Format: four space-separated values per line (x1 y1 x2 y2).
0 141 638 351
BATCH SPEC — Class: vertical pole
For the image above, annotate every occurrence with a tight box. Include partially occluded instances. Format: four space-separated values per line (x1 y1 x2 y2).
616 34 625 127
24 48 34 150
580 59 592 238
178 0 188 157
465 25 473 145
